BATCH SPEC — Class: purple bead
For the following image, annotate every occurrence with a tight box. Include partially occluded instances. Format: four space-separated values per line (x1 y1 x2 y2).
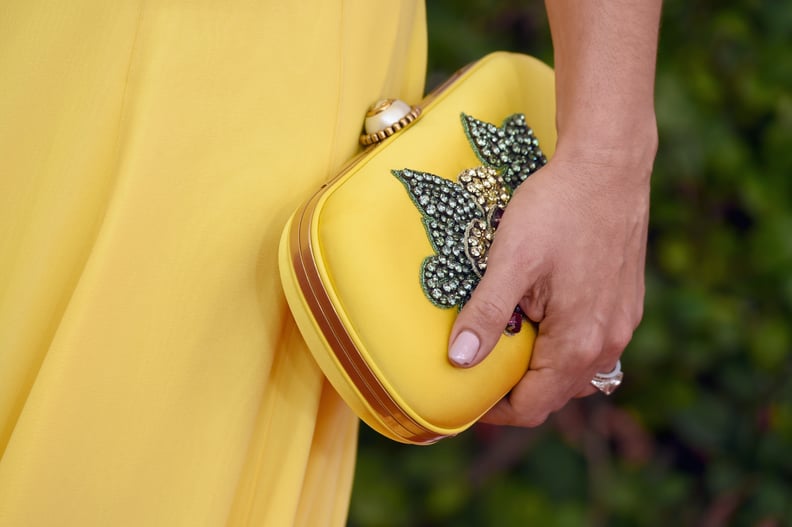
490 207 504 229
505 309 523 335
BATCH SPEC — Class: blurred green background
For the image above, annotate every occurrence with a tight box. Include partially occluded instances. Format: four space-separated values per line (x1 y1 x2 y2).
349 1 792 526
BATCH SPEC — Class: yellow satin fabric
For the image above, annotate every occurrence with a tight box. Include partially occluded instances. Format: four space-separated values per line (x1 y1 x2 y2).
0 1 427 525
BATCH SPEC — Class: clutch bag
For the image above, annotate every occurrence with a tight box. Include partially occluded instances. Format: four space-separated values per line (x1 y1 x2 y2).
278 52 557 444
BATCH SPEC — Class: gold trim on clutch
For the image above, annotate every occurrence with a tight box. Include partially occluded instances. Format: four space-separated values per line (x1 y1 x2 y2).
289 165 447 445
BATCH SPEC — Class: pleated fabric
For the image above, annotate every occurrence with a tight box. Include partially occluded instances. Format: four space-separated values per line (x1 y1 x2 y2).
0 1 427 525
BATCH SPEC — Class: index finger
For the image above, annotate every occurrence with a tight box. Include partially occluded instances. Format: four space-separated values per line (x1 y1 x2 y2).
479 333 588 427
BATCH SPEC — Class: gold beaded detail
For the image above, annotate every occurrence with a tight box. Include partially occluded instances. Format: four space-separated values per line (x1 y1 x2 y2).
360 105 422 146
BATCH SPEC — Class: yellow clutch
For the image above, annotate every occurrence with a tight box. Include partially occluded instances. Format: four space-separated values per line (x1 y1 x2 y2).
278 52 557 444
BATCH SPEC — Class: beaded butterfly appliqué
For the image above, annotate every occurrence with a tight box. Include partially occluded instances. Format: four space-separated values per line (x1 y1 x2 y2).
392 113 547 335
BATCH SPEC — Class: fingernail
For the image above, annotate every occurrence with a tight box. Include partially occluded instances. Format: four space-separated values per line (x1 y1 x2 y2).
449 331 480 367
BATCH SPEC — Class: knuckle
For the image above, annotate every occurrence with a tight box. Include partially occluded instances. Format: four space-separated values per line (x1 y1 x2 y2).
608 322 635 354
576 340 603 365
519 412 549 428
506 392 553 428
466 293 512 327
633 303 645 327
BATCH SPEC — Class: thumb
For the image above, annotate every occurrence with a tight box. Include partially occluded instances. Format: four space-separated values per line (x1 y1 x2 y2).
447 257 526 368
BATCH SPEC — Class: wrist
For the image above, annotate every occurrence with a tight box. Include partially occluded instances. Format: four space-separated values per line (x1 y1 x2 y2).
553 111 658 178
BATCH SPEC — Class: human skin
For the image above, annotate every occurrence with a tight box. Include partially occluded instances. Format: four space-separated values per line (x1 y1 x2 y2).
447 0 662 427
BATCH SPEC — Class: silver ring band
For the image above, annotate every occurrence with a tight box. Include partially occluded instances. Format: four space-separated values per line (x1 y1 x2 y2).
590 360 623 395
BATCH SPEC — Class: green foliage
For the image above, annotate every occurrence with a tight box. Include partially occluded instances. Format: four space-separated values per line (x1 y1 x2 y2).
349 1 792 525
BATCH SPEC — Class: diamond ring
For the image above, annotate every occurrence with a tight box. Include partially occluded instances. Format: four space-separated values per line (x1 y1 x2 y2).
590 360 623 395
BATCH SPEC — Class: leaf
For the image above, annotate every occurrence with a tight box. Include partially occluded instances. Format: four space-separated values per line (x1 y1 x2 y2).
461 113 547 191
393 168 483 307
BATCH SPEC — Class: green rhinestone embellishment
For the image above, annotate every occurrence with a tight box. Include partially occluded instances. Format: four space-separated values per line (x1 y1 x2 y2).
392 113 547 334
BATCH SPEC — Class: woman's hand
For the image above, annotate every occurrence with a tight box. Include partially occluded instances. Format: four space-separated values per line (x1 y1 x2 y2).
447 144 654 427
447 0 662 426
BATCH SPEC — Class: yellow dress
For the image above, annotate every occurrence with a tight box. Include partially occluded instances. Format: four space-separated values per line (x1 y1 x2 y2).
0 1 426 525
